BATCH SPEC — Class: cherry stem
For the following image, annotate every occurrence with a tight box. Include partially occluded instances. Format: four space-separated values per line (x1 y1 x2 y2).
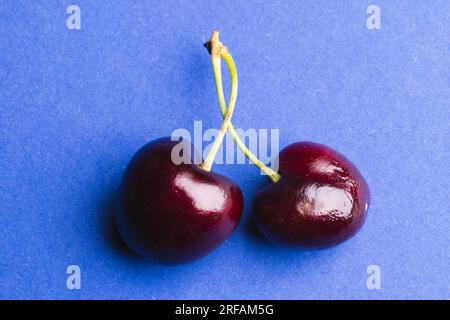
199 31 237 172
201 31 281 183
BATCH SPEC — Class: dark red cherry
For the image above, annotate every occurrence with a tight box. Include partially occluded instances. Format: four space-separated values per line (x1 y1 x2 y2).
253 142 370 249
115 137 243 264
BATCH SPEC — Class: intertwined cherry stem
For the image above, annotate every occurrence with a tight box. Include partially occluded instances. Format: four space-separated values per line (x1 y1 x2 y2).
200 31 281 183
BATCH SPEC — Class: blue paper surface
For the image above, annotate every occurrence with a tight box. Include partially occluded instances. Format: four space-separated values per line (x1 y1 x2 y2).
0 1 449 299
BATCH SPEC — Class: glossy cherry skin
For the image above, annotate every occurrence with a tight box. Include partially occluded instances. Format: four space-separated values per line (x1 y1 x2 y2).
116 137 243 264
253 142 370 249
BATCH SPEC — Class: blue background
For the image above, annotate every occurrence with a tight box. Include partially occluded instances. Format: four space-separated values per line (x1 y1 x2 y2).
1 1 449 299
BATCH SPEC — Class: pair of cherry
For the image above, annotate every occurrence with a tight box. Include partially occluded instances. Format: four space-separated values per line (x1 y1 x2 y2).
115 32 370 264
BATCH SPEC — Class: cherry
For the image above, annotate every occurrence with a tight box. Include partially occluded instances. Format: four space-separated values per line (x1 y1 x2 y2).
252 142 370 249
115 31 244 263
116 137 243 264
203 33 371 249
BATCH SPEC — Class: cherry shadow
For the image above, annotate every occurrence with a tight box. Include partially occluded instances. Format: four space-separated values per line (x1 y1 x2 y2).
102 190 141 261
242 176 274 247
245 215 271 244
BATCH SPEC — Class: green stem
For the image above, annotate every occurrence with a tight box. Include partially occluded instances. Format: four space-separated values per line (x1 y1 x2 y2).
199 31 237 172
206 32 281 183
